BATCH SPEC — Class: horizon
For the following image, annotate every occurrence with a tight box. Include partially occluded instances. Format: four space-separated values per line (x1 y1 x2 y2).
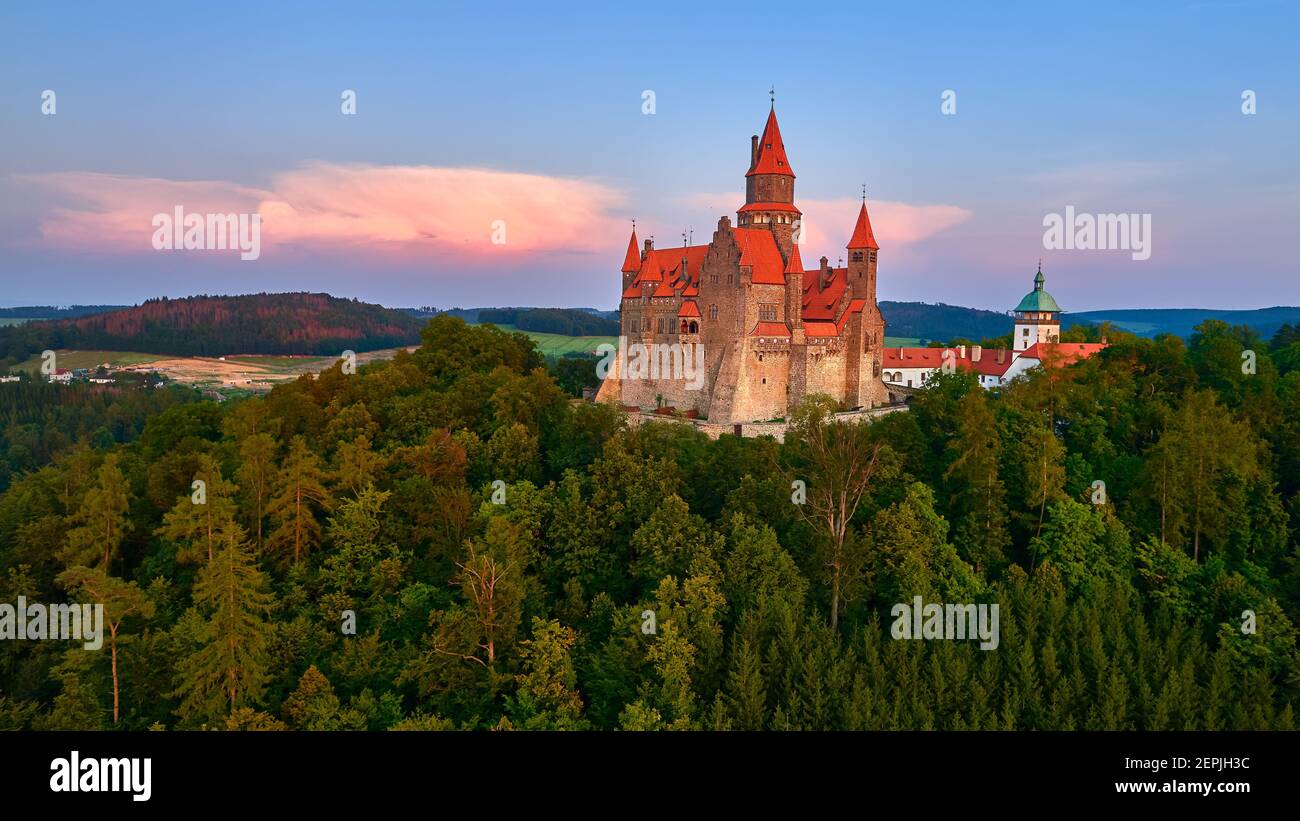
2 1 1297 312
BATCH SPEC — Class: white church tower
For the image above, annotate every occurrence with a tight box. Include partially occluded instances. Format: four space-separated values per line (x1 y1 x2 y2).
1012 263 1062 353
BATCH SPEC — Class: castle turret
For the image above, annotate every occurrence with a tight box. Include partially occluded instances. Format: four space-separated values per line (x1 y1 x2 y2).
738 105 801 260
1013 263 1062 352
846 197 879 303
620 227 640 292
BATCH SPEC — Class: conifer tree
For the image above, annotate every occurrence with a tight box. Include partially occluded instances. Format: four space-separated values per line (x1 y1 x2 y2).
266 435 330 564
174 524 275 724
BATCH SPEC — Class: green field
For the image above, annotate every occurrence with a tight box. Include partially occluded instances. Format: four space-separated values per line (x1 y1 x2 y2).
225 354 333 369
14 350 164 372
483 324 616 356
884 336 920 347
0 318 38 327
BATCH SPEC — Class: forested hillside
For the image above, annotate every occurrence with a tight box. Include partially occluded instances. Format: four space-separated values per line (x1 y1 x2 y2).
0 316 1297 730
0 293 424 365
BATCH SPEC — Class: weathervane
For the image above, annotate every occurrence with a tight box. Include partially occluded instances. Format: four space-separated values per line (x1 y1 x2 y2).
861 184 867 203
769 85 775 106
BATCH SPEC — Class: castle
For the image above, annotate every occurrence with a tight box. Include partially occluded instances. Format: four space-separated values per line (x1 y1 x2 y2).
596 104 889 424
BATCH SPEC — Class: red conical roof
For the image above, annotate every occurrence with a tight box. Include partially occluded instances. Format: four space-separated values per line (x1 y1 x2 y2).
784 243 804 274
621 229 640 273
847 201 879 250
746 107 795 178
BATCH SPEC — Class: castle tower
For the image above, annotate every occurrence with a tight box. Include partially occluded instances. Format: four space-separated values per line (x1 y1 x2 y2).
620 226 641 292
738 104 800 260
845 196 879 303
1013 263 1062 353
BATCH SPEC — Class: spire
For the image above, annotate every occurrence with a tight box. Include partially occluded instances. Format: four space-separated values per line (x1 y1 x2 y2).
1034 260 1045 290
746 106 795 177
847 200 879 250
621 225 641 273
784 243 804 274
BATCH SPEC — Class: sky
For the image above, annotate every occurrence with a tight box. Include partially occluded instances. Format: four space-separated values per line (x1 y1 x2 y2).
0 0 1296 313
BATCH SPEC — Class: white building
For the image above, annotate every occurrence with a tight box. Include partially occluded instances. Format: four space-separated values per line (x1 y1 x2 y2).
882 266 1106 391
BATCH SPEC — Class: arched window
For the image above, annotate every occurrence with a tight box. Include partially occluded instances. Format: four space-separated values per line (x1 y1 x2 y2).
709 305 718 320
688 321 698 333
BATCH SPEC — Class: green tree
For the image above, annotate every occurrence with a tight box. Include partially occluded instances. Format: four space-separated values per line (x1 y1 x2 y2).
56 566 154 724
174 524 275 724
60 454 130 571
266 436 331 564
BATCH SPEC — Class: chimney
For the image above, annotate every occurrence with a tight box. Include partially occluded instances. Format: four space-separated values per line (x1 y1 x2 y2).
972 345 982 362
1101 335 1108 344
751 135 759 168
996 349 1005 364
644 238 654 255
818 256 830 292
959 345 966 359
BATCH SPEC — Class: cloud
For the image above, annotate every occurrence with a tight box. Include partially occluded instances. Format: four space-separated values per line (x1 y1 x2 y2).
17 164 628 262
676 193 971 259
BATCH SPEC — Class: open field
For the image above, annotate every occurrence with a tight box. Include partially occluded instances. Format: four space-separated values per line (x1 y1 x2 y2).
13 348 417 391
485 324 616 356
0 318 39 327
15 350 165 371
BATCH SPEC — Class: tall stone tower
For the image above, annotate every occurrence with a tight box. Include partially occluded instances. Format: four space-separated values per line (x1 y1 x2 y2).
845 198 879 303
738 105 800 261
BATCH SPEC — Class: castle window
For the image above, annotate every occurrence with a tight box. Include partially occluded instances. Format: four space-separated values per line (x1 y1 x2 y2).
709 305 718 320
759 304 778 322
1023 328 1030 336
851 252 863 262
710 273 719 284
727 274 734 284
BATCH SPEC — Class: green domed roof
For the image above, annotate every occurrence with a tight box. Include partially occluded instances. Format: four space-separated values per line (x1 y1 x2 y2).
1015 266 1061 313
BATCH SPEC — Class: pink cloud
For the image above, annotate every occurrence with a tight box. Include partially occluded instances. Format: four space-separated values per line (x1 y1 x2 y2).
17 164 628 262
676 193 971 266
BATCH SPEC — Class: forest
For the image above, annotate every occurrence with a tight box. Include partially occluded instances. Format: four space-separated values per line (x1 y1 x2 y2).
0 314 1297 730
0 293 424 366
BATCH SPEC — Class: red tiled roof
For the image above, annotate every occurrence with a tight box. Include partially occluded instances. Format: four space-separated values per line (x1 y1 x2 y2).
621 230 640 273
847 201 879 250
882 347 1016 378
733 227 786 285
785 244 804 274
747 107 795 178
804 321 838 338
800 267 848 320
737 201 802 214
836 299 866 334
637 253 661 283
1019 342 1108 365
750 321 791 337
678 300 701 318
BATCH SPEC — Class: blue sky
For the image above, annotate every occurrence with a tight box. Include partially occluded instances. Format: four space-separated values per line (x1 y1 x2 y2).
0 0 1296 312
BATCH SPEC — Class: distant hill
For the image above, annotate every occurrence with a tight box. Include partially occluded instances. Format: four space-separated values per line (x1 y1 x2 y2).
0 305 129 320
0 293 424 364
411 306 620 335
879 301 1011 343
1066 306 1300 339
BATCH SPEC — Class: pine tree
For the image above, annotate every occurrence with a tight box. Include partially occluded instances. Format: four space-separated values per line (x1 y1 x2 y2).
56 566 154 725
60 454 130 571
944 388 1011 573
265 436 330 564
174 524 275 724
236 432 277 549
156 454 239 565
